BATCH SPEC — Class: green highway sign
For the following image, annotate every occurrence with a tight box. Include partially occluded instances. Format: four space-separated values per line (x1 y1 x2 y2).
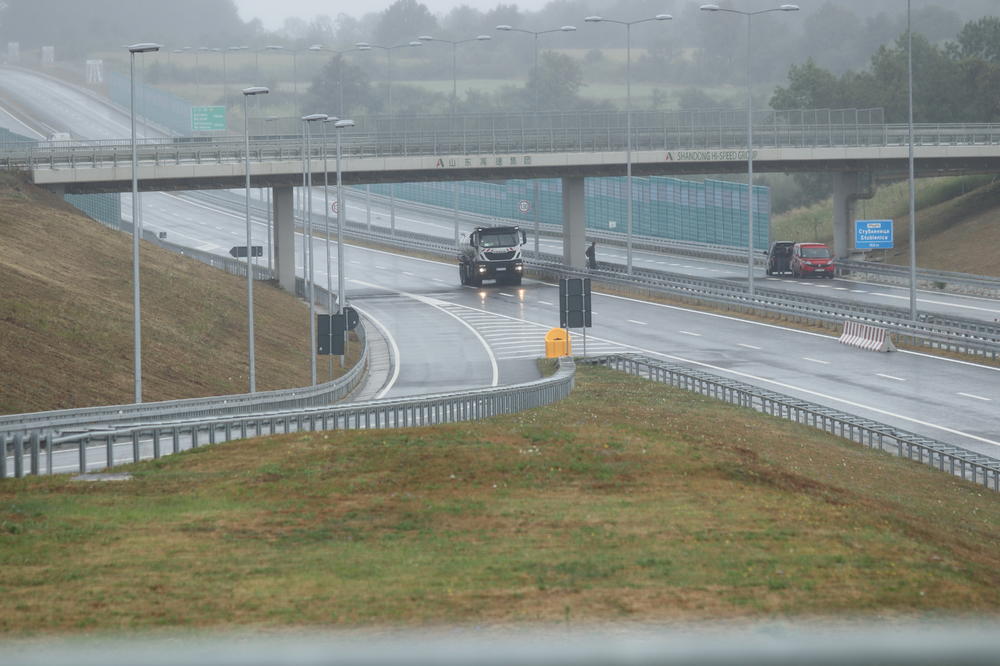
191 106 226 132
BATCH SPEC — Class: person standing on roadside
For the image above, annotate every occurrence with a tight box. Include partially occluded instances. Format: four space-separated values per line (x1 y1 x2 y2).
585 241 597 269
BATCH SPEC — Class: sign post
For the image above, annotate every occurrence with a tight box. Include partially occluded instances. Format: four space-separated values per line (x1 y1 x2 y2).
559 277 592 357
855 219 894 250
229 246 263 258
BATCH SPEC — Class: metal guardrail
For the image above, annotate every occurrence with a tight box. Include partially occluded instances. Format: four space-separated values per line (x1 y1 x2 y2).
583 354 1000 492
839 259 1000 297
1 358 575 479
0 322 368 440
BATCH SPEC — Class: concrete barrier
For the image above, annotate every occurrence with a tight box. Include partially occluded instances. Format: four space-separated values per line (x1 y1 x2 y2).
839 319 896 352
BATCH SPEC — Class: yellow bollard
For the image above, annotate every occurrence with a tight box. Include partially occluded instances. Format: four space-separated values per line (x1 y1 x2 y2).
544 327 572 358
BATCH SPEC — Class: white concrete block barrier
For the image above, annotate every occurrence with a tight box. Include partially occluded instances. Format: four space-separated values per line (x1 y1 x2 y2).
839 319 897 352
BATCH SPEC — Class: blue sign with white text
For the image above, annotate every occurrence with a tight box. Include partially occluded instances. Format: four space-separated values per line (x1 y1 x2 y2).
855 219 894 249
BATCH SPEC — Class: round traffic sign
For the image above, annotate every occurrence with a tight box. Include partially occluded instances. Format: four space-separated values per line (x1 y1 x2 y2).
331 200 339 215
518 199 530 214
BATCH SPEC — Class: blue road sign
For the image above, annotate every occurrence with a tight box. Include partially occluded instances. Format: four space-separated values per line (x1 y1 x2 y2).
855 219 894 249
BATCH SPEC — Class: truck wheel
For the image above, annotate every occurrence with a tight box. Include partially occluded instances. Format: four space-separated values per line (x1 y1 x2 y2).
459 264 468 285
471 274 482 287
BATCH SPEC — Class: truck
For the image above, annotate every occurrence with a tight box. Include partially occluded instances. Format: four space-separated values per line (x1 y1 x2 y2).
458 225 527 287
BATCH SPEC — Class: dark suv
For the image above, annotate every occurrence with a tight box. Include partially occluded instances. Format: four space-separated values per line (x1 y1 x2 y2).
765 241 795 276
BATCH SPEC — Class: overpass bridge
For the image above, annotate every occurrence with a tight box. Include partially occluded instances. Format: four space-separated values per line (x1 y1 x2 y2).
5 109 1000 290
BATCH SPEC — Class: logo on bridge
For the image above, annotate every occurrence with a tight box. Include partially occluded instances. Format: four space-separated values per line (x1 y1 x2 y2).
435 155 533 168
665 150 757 161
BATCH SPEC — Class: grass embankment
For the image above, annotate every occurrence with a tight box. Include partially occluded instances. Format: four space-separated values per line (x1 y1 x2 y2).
1 364 998 634
772 175 1000 277
0 173 354 414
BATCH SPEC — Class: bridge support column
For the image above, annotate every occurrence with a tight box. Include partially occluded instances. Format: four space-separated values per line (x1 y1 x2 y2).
562 176 586 269
272 185 296 293
832 172 861 260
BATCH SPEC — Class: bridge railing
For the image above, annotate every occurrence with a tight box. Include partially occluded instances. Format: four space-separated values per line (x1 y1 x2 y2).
5 118 1000 171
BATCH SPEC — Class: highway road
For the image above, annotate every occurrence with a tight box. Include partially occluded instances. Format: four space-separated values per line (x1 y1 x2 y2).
1 66 997 464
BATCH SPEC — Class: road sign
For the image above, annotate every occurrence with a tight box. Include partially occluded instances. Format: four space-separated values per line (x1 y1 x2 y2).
191 106 226 132
229 245 263 258
331 200 339 215
559 277 592 329
855 219 894 249
518 199 530 214
316 314 344 355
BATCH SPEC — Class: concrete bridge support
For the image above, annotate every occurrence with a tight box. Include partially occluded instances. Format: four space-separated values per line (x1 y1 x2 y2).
562 176 587 269
272 185 296 293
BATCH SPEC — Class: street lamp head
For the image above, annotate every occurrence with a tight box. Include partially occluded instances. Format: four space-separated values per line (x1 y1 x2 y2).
495 24 512 31
302 113 329 122
655 14 673 20
265 45 284 51
309 44 325 51
408 41 423 47
584 16 603 23
322 116 339 123
699 4 721 11
128 43 161 53
779 4 800 10
475 35 491 41
418 35 434 42
560 26 577 31
355 41 370 48
334 119 355 129
242 86 269 96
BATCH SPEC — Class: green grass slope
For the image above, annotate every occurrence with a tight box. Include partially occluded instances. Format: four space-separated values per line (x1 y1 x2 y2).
0 173 343 414
1 365 997 634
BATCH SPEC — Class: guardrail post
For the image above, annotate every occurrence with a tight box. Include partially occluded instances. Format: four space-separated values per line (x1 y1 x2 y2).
153 428 161 459
0 434 7 479
29 431 40 476
106 433 115 469
13 433 23 478
45 431 53 476
79 435 87 474
172 427 180 454
132 430 140 463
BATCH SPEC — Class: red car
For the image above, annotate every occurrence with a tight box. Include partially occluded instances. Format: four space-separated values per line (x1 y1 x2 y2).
791 242 835 278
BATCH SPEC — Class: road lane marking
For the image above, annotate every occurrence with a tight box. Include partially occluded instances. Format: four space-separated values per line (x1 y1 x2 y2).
679 330 701 337
538 300 553 305
877 373 906 381
738 343 761 350
803 357 830 365
627 319 647 325
958 392 992 402
346 304 400 399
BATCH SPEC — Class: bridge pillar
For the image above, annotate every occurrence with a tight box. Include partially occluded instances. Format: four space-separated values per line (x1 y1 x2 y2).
272 185 296 293
562 177 586 269
832 172 861 260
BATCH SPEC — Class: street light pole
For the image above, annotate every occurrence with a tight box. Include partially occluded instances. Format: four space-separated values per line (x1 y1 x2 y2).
335 119 354 364
242 86 269 393
302 113 328 386
496 24 577 257
700 4 799 300
321 115 336 379
906 0 917 320
585 14 672 276
418 34 491 245
127 42 160 404
355 40 422 236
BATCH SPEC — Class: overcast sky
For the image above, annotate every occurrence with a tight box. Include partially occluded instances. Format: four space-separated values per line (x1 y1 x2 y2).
233 0 551 29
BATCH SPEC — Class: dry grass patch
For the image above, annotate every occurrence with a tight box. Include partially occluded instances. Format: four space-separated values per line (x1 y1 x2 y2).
1 366 999 635
0 173 357 413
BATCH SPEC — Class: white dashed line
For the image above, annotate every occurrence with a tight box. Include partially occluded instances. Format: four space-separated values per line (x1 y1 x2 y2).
738 343 761 350
499 292 515 297
679 330 702 337
538 300 553 305
803 357 830 365
876 373 906 382
958 392 992 402
627 319 647 325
